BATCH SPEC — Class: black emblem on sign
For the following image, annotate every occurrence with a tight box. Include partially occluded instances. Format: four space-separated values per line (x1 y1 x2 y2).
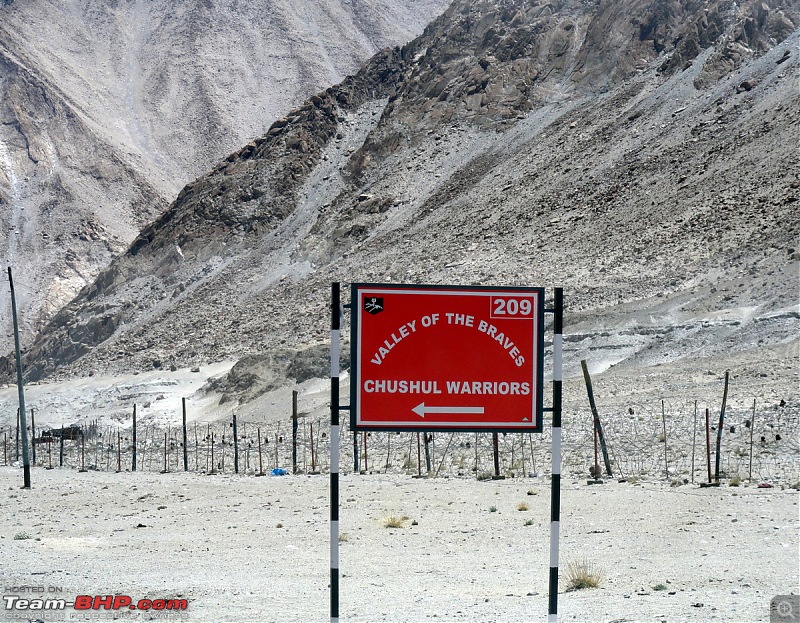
364 297 384 315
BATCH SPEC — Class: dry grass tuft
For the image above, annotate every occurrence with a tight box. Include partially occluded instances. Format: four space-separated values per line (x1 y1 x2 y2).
383 516 406 529
517 502 529 511
565 559 605 591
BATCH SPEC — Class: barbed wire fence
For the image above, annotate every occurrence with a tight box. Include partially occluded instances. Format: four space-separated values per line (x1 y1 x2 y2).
1 396 798 483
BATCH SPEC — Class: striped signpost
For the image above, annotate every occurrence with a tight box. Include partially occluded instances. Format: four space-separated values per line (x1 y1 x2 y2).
330 282 342 623
330 282 563 622
549 287 563 622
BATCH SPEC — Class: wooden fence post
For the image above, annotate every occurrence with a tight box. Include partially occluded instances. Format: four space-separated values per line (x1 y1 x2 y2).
580 360 612 476
714 370 729 482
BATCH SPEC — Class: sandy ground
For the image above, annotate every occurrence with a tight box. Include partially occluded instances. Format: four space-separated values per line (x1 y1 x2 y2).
1 466 797 623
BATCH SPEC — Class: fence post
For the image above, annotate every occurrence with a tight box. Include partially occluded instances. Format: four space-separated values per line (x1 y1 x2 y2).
363 432 368 472
705 408 712 483
256 427 264 476
748 398 756 481
580 359 612 476
30 409 36 465
311 422 317 473
423 433 431 474
79 428 87 472
292 390 298 474
714 370 729 482
116 431 121 472
691 400 698 483
162 432 168 473
493 432 501 477
182 398 188 472
418 433 423 477
353 431 359 473
661 400 669 478
233 413 239 475
132 404 137 472
59 434 64 467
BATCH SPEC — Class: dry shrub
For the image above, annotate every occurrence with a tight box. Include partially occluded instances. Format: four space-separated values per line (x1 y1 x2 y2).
565 559 605 591
383 516 406 528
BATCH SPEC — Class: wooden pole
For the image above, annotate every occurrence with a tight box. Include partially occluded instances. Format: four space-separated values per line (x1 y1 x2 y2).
353 431 359 473
580 359 613 476
59 434 64 467
363 431 368 472
385 431 392 473
116 431 121 472
162 432 168 473
194 423 199 472
714 370 729 482
748 398 756 481
3 430 7 466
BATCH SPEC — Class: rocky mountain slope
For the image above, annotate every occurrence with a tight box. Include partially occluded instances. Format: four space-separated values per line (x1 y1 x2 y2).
4 0 799 409
0 0 448 344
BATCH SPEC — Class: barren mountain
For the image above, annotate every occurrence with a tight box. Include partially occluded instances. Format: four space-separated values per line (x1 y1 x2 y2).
0 0 448 342
4 0 799 411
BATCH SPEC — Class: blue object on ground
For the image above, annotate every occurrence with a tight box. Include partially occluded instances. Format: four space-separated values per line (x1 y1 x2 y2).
271 468 288 476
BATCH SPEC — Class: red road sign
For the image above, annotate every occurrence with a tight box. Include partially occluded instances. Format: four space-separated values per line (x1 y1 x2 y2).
350 283 545 432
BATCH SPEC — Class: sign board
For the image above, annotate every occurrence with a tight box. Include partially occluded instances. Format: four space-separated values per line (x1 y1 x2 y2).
350 283 545 432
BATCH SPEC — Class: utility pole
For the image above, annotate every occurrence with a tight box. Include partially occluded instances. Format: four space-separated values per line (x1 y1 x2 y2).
8 267 31 488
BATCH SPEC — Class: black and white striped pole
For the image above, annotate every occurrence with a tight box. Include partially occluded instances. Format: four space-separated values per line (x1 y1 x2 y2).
548 287 563 622
330 282 341 623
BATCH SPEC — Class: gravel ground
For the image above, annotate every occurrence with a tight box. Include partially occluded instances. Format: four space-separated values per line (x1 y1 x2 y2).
1 467 797 623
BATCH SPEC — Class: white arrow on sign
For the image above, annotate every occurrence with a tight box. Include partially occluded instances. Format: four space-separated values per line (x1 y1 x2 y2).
412 403 485 418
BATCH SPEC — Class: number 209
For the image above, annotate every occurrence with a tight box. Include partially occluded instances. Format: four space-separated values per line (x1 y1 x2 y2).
491 297 533 318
